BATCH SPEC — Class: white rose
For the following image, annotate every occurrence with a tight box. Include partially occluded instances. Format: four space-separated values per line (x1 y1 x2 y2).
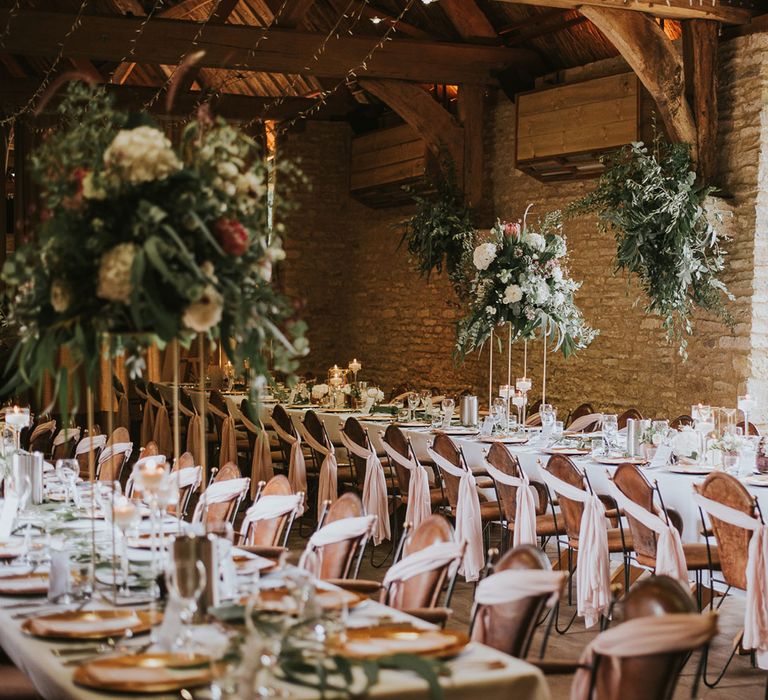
534 280 550 305
502 284 523 305
182 284 223 333
551 266 563 282
82 172 106 200
312 383 329 399
104 126 182 185
97 243 137 304
552 291 565 308
217 161 238 179
473 242 497 271
525 232 546 252
672 426 699 459
236 171 264 197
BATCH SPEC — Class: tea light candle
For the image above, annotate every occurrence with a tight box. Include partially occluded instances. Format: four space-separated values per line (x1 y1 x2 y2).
112 497 138 529
138 459 167 493
349 358 362 375
512 391 526 409
516 377 532 394
738 394 757 412
499 384 513 400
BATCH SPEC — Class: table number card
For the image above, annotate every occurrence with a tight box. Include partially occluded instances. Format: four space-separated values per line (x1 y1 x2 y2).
650 445 673 468
0 495 19 540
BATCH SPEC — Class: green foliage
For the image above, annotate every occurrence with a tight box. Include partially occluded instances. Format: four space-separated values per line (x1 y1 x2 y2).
399 162 475 299
1 81 307 406
569 135 733 359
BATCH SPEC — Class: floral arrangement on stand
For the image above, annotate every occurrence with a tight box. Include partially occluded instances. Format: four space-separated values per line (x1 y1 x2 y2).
456 208 597 358
569 133 733 359
1 82 307 408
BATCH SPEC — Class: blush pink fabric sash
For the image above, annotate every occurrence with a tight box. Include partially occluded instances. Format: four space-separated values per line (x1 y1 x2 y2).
483 459 537 547
382 541 463 604
192 477 250 523
53 428 80 446
219 416 238 468
298 515 375 577
380 438 431 531
427 447 484 582
693 491 768 667
271 419 307 511
29 419 56 443
566 413 603 433
340 430 391 545
299 422 339 522
98 442 134 466
239 494 303 538
540 469 611 627
606 481 687 584
239 412 274 499
75 435 107 456
475 568 566 607
172 465 203 491
571 613 718 700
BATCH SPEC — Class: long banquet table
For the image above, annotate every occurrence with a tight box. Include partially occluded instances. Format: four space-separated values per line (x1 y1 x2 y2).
273 405 768 545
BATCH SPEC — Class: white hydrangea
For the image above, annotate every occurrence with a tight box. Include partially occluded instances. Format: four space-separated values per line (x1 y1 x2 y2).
97 243 137 304
312 383 329 399
525 232 546 252
104 126 182 185
551 266 563 282
534 279 551 305
473 242 497 270
502 284 523 305
182 284 223 332
550 235 567 258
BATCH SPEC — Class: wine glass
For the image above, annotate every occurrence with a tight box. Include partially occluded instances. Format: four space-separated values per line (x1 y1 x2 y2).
441 398 455 428
112 496 141 595
55 459 80 508
491 398 506 434
551 420 564 445
166 559 207 650
602 414 619 454
512 391 526 426
407 392 420 421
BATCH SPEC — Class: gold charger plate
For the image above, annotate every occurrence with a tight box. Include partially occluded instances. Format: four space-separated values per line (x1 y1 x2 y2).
245 587 365 614
73 653 211 694
328 624 469 660
477 436 528 445
544 447 590 456
745 475 768 487
667 465 714 475
22 609 161 640
0 572 48 595
593 456 648 466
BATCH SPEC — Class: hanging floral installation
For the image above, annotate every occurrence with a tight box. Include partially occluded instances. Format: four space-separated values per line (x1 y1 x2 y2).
1 82 307 407
570 135 733 359
455 207 597 359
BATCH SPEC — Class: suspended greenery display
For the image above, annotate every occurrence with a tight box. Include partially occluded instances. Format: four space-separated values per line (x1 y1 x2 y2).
570 135 733 359
398 161 475 300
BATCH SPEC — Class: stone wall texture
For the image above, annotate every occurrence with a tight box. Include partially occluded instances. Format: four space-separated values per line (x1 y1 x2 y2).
279 32 768 424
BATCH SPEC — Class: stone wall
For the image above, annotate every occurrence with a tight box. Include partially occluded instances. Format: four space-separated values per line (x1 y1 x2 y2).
279 32 768 423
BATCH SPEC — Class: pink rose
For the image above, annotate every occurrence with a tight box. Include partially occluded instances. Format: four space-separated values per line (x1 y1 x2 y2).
214 218 249 256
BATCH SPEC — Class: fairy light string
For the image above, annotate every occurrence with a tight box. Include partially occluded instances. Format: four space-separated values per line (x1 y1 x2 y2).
107 0 165 84
0 0 22 49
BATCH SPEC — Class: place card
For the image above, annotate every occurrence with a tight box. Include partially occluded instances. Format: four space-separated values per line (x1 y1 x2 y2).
0 495 19 540
47 550 69 602
650 445 673 468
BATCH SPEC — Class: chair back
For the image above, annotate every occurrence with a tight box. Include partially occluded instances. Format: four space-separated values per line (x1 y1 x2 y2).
612 463 659 566
670 415 693 429
29 420 56 456
199 469 248 526
382 424 412 496
303 410 332 465
471 545 555 658
142 441 160 457
51 430 79 462
318 492 368 580
385 515 456 610
244 475 296 546
342 417 369 491
271 404 297 464
431 433 463 510
567 402 594 426
585 576 702 700
175 452 196 471
735 410 760 435
618 408 643 430
697 472 755 591
99 427 134 482
214 462 242 482
486 442 523 524
544 454 585 543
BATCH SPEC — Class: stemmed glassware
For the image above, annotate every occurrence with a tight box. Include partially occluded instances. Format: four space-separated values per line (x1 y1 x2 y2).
602 414 619 455
5 407 30 452
491 398 506 434
406 392 420 421
110 495 140 596
166 559 207 650
539 404 555 443
419 390 432 417
55 459 80 508
441 398 455 428
692 404 715 463
511 391 526 429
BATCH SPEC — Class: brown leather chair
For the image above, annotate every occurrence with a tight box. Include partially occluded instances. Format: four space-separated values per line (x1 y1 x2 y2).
341 416 372 494
471 545 561 658
735 410 760 435
545 455 633 603
612 464 720 609
271 404 304 472
670 414 693 429
381 424 445 516
303 410 348 482
432 433 499 523
617 408 643 430
203 461 245 525
98 427 133 482
316 492 372 582
28 419 56 457
485 442 564 549
381 514 462 627
240 475 299 557
566 403 594 427
174 451 196 471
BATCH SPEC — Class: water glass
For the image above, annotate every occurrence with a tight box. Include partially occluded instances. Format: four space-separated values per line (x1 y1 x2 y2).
407 392 420 421
491 398 506 433
551 420 564 444
442 398 455 427
540 404 555 428
55 459 80 508
591 437 605 458
602 414 619 453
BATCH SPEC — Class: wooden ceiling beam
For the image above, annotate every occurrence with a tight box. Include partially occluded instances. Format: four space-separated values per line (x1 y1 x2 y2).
0 11 534 84
0 78 340 121
278 0 317 27
494 0 751 24
0 53 27 78
438 0 499 41
342 0 436 40
505 14 588 45
580 6 698 154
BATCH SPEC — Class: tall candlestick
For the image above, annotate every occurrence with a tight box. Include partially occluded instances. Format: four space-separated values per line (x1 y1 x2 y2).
507 324 512 430
488 328 494 412
524 339 528 377
542 333 547 406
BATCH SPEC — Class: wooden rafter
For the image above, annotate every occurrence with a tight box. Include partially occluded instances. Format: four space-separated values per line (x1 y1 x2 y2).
580 6 698 153
438 0 499 41
0 78 342 121
0 11 535 84
279 0 317 27
494 0 751 24
358 78 464 170
457 84 484 206
342 0 436 40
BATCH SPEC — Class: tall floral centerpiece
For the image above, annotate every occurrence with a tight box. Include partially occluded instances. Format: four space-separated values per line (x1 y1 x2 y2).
2 82 307 408
456 209 596 358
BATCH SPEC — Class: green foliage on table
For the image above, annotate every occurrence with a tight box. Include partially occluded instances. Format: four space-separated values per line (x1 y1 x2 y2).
399 161 475 300
569 134 733 359
1 81 308 413
456 209 597 360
